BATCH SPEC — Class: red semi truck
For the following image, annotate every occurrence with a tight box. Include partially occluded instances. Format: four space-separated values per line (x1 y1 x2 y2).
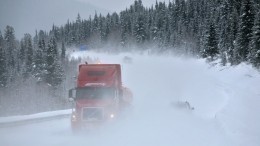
68 63 133 129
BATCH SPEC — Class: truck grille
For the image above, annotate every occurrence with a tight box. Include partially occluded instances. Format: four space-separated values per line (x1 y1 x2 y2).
82 107 104 121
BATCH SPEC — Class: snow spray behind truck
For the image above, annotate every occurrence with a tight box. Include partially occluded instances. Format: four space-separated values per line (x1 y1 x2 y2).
68 63 133 130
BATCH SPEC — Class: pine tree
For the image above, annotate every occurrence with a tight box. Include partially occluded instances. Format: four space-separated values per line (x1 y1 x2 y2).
219 0 232 65
106 12 120 45
4 26 16 68
24 34 34 78
120 11 128 47
134 14 146 44
4 25 17 82
33 38 46 82
93 12 99 33
45 37 64 88
203 22 219 61
0 31 7 87
33 30 39 48
249 12 260 68
75 13 82 45
227 6 239 65
17 38 26 74
61 41 66 60
38 30 46 41
19 40 26 62
103 21 110 43
50 25 60 43
99 14 106 43
234 0 255 64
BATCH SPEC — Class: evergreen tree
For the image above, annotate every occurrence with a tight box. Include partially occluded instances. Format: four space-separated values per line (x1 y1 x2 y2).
227 6 239 65
249 12 260 68
50 25 60 43
99 14 105 43
61 41 66 60
134 14 146 44
38 30 46 41
4 25 17 82
219 0 232 65
19 40 26 62
17 38 26 73
45 37 64 88
0 31 7 87
234 0 255 64
33 30 39 48
93 12 99 33
75 13 83 45
103 21 110 43
24 34 34 78
203 23 219 61
120 11 128 47
4 26 16 69
111 13 120 31
33 38 46 82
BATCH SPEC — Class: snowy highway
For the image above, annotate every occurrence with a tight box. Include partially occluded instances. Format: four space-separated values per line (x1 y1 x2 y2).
0 110 229 146
1 51 260 146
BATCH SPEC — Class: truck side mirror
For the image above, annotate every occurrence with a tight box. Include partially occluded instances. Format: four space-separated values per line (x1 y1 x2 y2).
68 88 76 101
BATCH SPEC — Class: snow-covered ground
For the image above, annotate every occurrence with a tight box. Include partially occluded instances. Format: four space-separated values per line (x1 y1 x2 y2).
1 50 260 146
0 109 70 125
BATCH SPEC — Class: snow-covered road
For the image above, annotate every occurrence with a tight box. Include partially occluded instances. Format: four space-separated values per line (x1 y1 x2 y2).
0 111 229 146
1 51 260 146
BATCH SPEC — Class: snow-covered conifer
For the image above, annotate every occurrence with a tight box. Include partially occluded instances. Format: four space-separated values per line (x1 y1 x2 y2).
134 14 146 44
4 26 16 69
33 38 46 82
248 12 260 68
203 22 219 61
24 34 34 78
0 31 7 87
61 41 66 60
45 37 64 88
4 25 17 83
234 0 255 64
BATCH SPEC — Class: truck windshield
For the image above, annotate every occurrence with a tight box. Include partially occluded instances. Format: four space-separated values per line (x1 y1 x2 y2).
76 87 115 99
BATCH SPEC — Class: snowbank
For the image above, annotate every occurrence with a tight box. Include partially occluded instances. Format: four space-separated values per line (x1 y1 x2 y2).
0 109 71 127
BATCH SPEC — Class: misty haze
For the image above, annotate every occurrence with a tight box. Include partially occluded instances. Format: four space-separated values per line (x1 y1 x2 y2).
0 0 260 146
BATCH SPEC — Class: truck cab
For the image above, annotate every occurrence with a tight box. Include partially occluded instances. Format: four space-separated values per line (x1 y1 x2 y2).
69 64 132 130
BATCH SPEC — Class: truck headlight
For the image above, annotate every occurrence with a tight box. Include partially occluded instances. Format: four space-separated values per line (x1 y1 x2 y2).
110 114 115 118
71 114 77 121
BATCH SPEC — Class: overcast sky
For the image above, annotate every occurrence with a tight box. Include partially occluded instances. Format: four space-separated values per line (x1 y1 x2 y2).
0 0 165 39
76 0 164 12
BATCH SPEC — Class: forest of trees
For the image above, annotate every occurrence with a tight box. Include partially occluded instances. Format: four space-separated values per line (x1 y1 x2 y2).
0 0 260 89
